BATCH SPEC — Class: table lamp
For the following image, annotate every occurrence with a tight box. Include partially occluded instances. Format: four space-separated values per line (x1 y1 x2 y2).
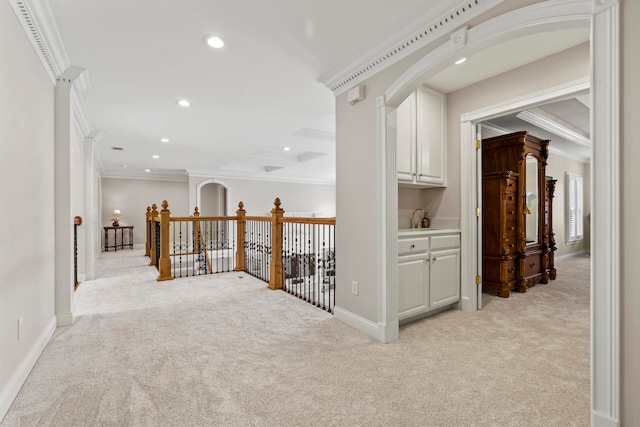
112 209 121 226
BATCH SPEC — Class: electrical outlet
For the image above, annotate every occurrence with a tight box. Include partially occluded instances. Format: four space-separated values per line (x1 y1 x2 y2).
351 280 359 296
18 317 23 340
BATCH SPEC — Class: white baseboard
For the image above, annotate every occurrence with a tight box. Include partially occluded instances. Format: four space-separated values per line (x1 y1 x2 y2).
333 306 398 343
555 250 589 262
592 411 619 427
0 316 56 421
56 312 74 327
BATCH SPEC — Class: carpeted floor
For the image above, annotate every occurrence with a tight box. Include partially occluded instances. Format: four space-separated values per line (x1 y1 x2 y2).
2 250 590 426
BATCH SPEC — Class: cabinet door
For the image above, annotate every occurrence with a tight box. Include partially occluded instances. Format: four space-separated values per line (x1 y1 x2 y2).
398 252 429 320
429 248 460 309
416 86 446 186
396 92 416 183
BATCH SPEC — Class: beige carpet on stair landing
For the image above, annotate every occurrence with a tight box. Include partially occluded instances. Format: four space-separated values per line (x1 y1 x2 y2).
2 250 590 426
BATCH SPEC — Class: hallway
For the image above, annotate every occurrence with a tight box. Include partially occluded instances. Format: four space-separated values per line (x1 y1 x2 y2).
2 251 590 426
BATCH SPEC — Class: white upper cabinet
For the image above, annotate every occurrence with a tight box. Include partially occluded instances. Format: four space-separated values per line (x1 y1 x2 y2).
396 86 446 187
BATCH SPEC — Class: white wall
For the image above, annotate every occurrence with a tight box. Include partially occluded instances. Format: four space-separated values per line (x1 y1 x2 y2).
101 178 190 248
546 152 590 258
188 176 336 217
200 183 225 216
0 1 56 418
622 0 640 422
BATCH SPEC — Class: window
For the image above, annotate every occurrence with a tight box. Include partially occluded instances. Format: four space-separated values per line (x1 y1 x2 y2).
566 172 583 243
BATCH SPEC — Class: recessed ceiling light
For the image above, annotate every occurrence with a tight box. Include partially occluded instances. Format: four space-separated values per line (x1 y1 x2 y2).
204 35 225 48
121 165 127 168
145 169 151 172
177 99 191 107
152 155 159 159
160 138 170 143
454 57 467 65
284 147 291 151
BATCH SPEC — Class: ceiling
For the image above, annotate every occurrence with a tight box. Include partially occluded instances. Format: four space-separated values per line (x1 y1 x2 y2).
47 1 591 183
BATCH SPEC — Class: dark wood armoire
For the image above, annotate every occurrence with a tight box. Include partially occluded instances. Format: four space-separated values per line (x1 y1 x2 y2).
481 131 556 298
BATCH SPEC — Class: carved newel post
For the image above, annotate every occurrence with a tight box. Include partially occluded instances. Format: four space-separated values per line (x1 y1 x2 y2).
234 202 246 272
268 198 284 290
192 207 201 254
145 206 151 257
149 203 159 266
157 200 173 281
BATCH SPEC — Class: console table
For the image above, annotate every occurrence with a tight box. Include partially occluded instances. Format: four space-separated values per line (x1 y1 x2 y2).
104 226 134 251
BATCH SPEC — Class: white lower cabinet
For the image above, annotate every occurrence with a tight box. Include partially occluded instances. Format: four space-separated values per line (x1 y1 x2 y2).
398 231 460 322
398 253 429 319
429 248 460 309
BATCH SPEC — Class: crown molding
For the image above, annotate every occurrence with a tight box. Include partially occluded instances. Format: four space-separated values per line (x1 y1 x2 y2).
319 0 505 95
9 0 69 83
186 169 335 186
482 121 590 163
516 108 591 147
10 0 95 140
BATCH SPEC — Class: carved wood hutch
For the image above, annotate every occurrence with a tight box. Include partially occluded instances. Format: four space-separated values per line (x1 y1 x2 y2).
481 131 557 297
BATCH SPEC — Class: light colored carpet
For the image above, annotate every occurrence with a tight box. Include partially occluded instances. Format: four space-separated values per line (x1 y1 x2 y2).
2 250 590 426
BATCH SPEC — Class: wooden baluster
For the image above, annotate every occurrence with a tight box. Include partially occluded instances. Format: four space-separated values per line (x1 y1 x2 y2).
269 198 284 290
145 206 151 257
157 200 173 281
149 204 158 266
234 202 246 272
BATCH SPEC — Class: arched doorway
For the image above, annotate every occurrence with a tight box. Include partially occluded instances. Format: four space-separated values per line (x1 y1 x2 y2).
195 179 230 216
378 2 620 424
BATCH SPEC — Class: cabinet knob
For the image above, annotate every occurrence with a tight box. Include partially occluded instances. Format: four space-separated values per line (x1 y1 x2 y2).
410 244 415 249
529 262 536 268
509 210 514 215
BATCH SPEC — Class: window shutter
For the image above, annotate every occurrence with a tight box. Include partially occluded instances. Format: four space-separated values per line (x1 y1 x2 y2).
566 173 583 243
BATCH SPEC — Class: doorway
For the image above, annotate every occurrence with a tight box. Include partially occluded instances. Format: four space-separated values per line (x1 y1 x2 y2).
476 92 592 305
200 182 227 216
378 2 620 422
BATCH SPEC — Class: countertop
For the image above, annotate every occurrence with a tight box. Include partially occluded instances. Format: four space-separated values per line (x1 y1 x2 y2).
398 228 460 237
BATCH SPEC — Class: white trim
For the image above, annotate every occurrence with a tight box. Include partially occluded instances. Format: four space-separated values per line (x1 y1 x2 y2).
0 316 56 421
185 170 335 186
386 2 591 106
333 306 394 343
320 0 505 95
377 95 399 344
8 0 69 83
590 1 620 424
592 412 619 427
56 312 74 327
555 250 589 262
463 78 591 122
516 108 591 147
459 120 478 312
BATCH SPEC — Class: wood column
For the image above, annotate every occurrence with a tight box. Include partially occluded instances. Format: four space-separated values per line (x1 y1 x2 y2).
234 202 246 272
193 207 201 254
149 204 158 266
144 206 151 257
157 200 173 281
268 198 284 290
